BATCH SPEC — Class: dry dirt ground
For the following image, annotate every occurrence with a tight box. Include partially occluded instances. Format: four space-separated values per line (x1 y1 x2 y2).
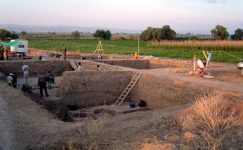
0 79 192 149
1 49 243 149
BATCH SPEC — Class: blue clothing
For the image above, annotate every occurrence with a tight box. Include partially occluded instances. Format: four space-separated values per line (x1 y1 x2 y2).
207 51 212 61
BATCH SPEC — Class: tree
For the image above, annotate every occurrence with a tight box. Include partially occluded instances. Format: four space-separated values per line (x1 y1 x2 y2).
93 30 112 40
71 31 80 38
140 26 176 41
140 27 153 41
0 29 11 40
19 31 27 39
211 25 229 40
0 29 19 40
105 30 112 40
11 31 19 39
233 28 243 40
160 25 176 40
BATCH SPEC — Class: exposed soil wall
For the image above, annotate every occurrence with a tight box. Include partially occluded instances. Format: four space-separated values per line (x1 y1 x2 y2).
80 60 126 71
56 71 133 107
0 60 72 76
149 59 192 69
210 69 243 83
96 60 150 69
131 72 242 109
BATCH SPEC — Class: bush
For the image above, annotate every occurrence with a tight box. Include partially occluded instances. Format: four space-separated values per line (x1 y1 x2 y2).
71 31 80 38
179 93 243 149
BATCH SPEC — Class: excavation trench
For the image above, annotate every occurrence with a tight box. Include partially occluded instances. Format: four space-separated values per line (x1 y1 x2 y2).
1 59 242 122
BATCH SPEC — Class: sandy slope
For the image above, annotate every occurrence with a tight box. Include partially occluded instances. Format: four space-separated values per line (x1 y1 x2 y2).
0 81 77 149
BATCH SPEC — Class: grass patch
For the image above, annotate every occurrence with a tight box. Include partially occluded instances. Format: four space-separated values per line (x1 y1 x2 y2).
28 37 243 63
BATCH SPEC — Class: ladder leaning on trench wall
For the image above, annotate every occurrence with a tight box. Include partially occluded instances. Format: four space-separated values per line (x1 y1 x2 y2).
114 72 142 106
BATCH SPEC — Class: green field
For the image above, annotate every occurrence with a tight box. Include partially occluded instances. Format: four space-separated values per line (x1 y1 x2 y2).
28 37 243 63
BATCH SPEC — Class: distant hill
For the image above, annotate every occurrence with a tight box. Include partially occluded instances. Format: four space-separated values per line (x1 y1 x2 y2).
0 24 142 34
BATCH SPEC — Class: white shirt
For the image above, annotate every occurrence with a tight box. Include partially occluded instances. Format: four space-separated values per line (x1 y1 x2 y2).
22 65 30 74
77 65 83 71
197 59 205 69
7 76 13 84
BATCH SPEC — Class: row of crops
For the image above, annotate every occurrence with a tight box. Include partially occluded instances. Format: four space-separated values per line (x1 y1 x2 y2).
149 40 243 52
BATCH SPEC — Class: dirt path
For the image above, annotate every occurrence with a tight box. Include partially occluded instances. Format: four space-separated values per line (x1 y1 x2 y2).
0 96 16 150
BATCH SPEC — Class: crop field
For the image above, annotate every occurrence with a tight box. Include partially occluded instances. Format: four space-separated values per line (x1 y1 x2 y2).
150 40 243 52
28 37 243 63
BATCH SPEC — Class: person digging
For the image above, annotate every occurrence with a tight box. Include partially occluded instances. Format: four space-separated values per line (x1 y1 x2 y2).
38 74 49 97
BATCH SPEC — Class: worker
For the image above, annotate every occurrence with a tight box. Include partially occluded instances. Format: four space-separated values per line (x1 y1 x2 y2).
7 73 13 86
196 59 206 75
38 74 49 97
12 72 17 88
77 62 83 71
6 50 11 60
134 51 138 60
96 65 101 71
62 43 67 60
22 64 30 85
97 54 102 60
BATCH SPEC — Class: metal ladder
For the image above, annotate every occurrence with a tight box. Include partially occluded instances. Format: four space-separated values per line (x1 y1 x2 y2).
114 72 142 106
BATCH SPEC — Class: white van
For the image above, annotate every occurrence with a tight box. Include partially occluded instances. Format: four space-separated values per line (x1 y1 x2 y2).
10 40 28 53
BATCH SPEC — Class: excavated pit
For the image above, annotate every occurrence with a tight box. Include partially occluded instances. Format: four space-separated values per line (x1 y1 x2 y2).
1 58 242 122
94 58 198 69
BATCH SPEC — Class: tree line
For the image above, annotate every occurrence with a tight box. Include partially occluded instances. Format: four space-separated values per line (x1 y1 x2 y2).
140 25 243 41
0 25 242 41
0 29 19 40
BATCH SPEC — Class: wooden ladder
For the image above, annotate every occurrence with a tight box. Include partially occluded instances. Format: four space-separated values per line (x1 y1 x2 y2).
70 60 78 71
114 72 142 106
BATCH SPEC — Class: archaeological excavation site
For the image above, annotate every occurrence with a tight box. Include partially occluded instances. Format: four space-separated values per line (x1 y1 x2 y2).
0 52 243 150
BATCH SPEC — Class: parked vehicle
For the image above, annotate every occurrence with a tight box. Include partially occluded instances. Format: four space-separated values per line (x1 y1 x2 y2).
10 39 28 54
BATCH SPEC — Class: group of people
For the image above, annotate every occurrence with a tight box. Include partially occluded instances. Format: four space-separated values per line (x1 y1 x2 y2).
6 64 30 88
0 46 11 60
6 64 56 97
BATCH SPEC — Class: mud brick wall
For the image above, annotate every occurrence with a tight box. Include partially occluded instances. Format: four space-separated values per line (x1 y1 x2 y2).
56 71 133 107
0 60 72 76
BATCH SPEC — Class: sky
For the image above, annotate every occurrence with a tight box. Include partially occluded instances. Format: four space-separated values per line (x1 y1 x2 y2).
1 0 243 33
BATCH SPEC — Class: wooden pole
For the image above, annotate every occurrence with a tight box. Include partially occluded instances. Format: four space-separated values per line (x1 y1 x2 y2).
202 50 209 68
193 54 196 72
138 38 140 57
